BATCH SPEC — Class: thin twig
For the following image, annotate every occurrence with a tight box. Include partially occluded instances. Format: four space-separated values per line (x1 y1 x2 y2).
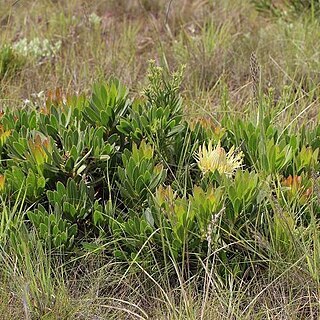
12 0 21 6
165 0 174 25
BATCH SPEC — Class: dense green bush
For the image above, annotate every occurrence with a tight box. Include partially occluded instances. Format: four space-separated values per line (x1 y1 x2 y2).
0 62 319 280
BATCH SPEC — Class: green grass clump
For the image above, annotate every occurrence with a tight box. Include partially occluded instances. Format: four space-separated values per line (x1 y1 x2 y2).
0 44 25 80
253 0 320 18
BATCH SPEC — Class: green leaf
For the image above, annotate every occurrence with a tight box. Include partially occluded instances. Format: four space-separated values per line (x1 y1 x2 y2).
143 208 154 227
39 223 48 236
93 210 104 226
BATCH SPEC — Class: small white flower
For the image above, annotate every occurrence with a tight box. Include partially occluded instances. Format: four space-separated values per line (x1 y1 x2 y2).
13 38 61 59
89 13 101 26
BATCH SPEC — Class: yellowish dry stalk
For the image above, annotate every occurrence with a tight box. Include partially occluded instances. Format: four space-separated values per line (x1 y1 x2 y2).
250 52 260 107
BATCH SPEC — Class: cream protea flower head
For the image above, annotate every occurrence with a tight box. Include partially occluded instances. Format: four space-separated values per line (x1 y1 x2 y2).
194 140 244 176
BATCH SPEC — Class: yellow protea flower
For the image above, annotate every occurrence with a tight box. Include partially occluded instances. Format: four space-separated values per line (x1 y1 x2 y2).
194 140 244 176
